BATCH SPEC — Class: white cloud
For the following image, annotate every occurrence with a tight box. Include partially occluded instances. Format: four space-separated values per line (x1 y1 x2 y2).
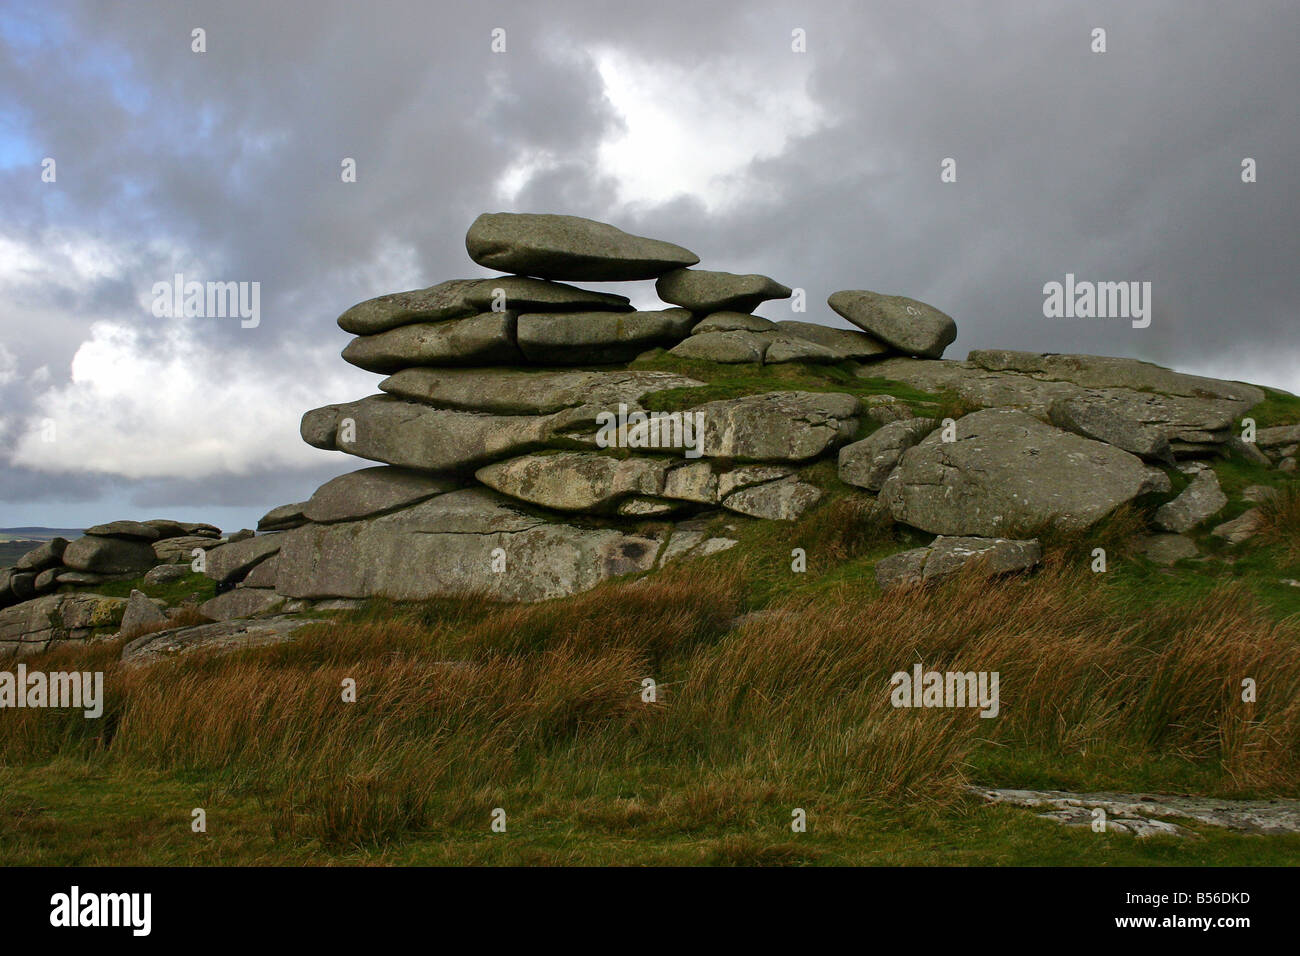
9 321 363 479
590 47 831 211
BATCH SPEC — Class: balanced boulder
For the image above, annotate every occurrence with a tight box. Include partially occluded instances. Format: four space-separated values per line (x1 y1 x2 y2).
829 290 957 358
466 213 699 281
655 268 791 314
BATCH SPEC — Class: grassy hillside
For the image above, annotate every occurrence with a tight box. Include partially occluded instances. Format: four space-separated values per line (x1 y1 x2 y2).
2 449 1298 865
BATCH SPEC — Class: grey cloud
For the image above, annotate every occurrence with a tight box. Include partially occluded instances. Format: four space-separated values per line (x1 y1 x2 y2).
1 0 1296 528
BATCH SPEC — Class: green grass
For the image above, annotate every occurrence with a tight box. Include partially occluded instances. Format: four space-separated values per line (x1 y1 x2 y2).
1247 386 1300 429
72 569 217 606
3 760 1297 866
633 352 946 416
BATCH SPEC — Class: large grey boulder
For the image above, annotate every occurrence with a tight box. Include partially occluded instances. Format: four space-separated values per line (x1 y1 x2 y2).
879 408 1168 536
828 290 957 358
466 212 699 281
379 367 705 415
118 589 169 640
655 268 791 314
721 476 822 520
303 467 461 523
1048 396 1175 464
875 536 1041 591
0 592 127 659
337 276 632 335
62 535 158 575
516 309 694 364
274 488 666 602
692 391 860 461
15 537 68 572
301 395 592 472
669 330 767 364
1153 470 1228 533
202 534 282 584
342 313 520 373
476 453 670 513
838 418 938 492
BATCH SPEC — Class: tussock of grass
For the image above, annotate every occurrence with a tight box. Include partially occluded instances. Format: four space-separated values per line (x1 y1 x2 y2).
1256 484 1300 561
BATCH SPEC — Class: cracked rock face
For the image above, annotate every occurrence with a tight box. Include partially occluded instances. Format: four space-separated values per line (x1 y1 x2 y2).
0 592 127 659
839 418 938 492
694 391 861 461
863 355 1259 451
879 408 1168 536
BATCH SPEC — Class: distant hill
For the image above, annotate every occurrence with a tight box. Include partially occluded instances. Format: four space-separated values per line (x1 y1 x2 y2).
0 528 85 541
0 529 85 567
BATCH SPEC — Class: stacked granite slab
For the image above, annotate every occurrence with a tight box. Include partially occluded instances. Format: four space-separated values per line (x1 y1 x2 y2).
253 213 869 604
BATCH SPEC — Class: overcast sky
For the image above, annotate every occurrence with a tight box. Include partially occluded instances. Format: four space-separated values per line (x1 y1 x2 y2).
1 0 1297 530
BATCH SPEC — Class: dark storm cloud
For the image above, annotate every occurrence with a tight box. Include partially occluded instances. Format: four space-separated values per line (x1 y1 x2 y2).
0 0 1296 526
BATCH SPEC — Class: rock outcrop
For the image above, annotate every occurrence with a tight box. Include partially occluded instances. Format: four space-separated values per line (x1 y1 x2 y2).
6 211 1294 655
879 408 1169 536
